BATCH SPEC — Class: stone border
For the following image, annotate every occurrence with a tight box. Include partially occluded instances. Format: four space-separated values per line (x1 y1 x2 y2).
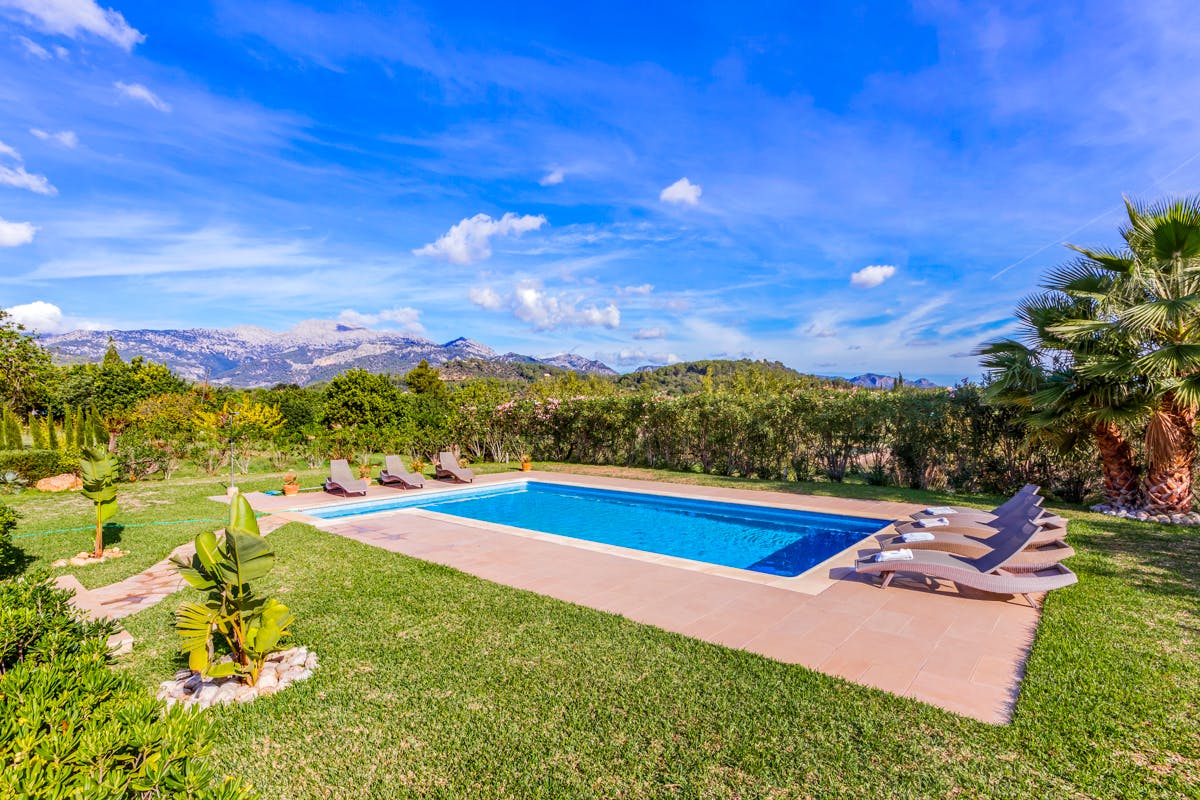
157 647 318 709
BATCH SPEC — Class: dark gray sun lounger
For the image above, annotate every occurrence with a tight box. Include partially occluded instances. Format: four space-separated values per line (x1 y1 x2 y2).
325 458 370 496
435 451 475 483
380 455 425 489
856 519 1077 607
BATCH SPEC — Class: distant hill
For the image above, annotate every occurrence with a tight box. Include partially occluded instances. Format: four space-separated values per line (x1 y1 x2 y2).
617 359 855 395
848 373 938 389
41 322 617 387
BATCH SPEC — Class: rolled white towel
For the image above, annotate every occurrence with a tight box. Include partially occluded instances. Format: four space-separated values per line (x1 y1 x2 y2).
874 548 914 562
900 531 936 543
914 517 949 528
923 506 957 515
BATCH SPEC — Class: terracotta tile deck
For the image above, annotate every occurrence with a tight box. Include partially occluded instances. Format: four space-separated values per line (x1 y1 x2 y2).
252 471 1046 724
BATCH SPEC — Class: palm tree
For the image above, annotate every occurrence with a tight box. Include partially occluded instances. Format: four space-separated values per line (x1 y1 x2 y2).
980 285 1144 509
1052 197 1200 515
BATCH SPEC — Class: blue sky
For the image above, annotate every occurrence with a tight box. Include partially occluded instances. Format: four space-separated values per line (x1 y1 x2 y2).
1 0 1198 382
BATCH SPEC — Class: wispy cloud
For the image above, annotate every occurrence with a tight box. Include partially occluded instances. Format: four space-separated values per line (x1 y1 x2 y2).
30 128 78 148
539 167 565 186
114 81 171 112
414 212 546 265
633 326 667 340
0 140 56 195
0 0 145 51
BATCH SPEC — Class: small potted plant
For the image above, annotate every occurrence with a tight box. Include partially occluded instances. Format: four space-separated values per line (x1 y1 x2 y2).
282 472 299 496
519 453 532 471
357 462 373 482
410 456 426 474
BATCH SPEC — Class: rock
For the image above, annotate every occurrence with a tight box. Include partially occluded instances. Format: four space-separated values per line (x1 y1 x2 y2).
174 668 193 681
183 673 203 692
257 672 278 691
36 473 82 492
196 685 219 705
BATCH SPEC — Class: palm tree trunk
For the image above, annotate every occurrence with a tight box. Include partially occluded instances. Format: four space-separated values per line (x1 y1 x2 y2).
1095 421 1141 508
1141 392 1197 515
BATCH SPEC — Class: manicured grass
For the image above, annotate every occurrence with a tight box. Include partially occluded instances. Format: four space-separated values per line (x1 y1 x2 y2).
99 467 1198 798
1 460 526 587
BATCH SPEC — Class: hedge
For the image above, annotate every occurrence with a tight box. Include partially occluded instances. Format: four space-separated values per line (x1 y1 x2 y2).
0 449 79 482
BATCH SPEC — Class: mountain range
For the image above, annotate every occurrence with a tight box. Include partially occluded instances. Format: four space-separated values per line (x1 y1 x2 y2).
40 322 936 389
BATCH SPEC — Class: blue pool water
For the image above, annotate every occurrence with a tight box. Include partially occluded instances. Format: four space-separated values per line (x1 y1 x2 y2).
304 481 886 577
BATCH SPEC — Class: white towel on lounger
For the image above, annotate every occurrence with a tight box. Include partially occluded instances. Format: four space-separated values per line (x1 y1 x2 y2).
914 517 949 528
923 506 957 515
874 548 913 562
900 531 936 543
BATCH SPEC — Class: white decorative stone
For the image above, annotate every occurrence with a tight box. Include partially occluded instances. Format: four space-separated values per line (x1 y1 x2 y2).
154 647 317 710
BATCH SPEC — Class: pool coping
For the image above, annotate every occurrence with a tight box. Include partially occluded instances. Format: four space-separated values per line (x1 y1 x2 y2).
280 474 899 596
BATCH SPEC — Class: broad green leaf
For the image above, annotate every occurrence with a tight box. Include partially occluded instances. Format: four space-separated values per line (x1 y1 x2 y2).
194 530 221 574
227 494 260 537
225 530 274 586
207 662 238 678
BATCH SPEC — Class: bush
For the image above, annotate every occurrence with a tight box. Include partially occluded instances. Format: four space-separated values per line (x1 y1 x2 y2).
0 448 78 482
0 573 257 799
0 502 20 579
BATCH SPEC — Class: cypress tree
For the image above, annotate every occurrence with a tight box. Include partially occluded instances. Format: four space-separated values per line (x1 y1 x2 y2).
5 412 21 451
47 417 59 450
0 411 8 450
63 406 75 449
88 412 107 449
29 415 47 449
75 409 87 449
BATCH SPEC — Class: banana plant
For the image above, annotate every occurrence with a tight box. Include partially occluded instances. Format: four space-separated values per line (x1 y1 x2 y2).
79 446 118 559
171 494 294 685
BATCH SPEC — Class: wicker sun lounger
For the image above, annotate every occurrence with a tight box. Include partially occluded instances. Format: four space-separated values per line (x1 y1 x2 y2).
880 522 1075 570
325 458 370 496
908 484 1040 522
856 520 1077 607
380 455 425 489
435 451 475 483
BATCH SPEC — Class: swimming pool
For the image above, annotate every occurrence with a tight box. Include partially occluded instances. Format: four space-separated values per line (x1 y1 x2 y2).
304 481 886 578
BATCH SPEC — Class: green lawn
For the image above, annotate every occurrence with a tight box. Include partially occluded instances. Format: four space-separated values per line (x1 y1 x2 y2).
9 465 1200 797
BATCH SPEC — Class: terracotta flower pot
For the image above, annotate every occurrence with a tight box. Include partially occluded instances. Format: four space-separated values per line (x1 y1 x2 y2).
520 461 532 472
282 484 299 496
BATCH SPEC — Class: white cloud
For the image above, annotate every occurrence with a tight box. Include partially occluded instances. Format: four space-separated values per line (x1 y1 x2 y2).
803 323 837 338
609 348 681 366
0 0 145 51
618 283 654 296
115 81 171 112
7 300 65 333
30 128 78 148
0 217 35 246
0 164 56 195
633 326 668 340
660 177 702 206
17 34 49 58
470 281 620 331
849 264 897 288
539 167 565 186
467 286 503 309
0 140 19 161
413 212 546 265
336 306 425 334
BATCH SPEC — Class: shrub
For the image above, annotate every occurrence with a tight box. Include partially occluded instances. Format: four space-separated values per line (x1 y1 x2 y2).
0 502 19 578
0 448 77 482
0 574 257 799
172 494 294 685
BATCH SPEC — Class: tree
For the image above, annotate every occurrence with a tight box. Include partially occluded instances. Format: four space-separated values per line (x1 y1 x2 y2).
323 369 402 429
980 284 1145 509
403 360 447 399
0 309 55 414
80 446 118 559
1050 197 1200 514
194 397 284 490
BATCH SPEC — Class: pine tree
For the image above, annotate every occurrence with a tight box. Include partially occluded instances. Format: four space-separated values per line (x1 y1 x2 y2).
29 415 47 449
47 416 59 450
